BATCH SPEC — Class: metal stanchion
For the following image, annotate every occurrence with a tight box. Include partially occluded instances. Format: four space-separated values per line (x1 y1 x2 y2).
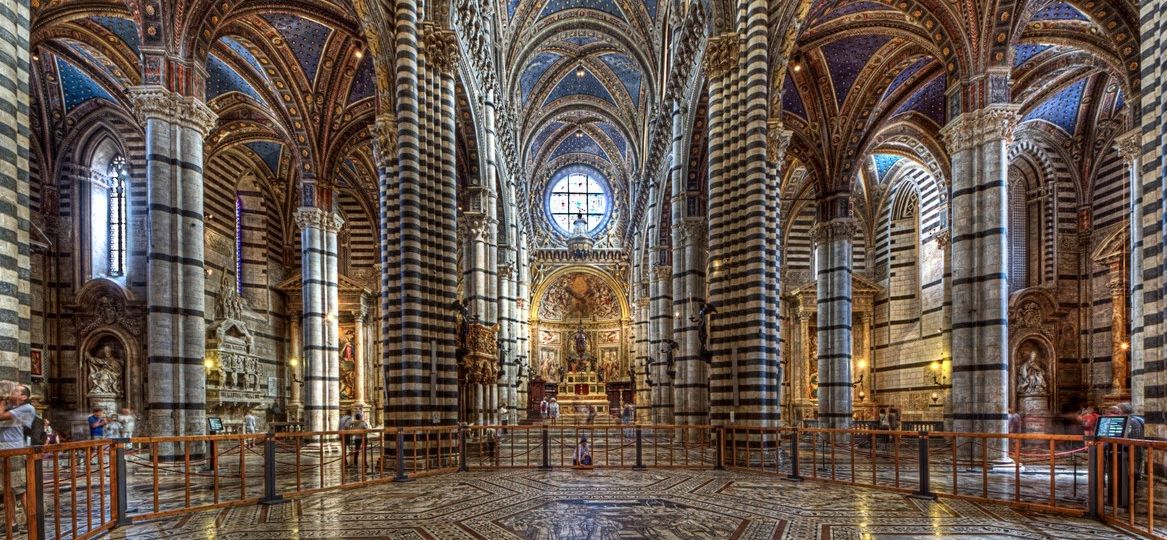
538 425 551 470
633 426 646 470
259 433 285 505
787 427 803 481
114 439 131 525
713 427 724 471
910 430 936 500
1087 440 1099 518
393 429 412 482
458 424 469 473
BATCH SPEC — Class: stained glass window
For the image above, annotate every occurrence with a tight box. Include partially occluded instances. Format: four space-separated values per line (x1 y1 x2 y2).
107 156 128 277
546 168 610 235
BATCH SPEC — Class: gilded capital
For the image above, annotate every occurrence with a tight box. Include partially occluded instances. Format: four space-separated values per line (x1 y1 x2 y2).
703 32 740 79
371 114 398 160
940 106 1020 154
423 26 460 75
810 219 858 244
653 265 672 281
1115 129 1141 164
129 86 218 136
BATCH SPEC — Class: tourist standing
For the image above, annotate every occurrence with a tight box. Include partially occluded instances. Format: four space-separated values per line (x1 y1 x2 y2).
105 414 124 439
1079 406 1099 438
87 408 107 439
243 411 258 448
120 407 136 448
539 397 549 421
0 384 36 527
1007 409 1022 434
548 398 560 424
347 412 369 466
586 406 596 425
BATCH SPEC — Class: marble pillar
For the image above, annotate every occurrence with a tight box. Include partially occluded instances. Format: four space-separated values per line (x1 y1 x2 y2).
940 106 1018 459
0 0 31 382
812 219 856 428
297 207 344 444
130 87 216 447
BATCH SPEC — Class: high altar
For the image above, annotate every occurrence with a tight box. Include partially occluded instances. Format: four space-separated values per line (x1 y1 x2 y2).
556 371 609 419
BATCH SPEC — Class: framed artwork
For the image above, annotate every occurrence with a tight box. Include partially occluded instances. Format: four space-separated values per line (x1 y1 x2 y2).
30 349 43 378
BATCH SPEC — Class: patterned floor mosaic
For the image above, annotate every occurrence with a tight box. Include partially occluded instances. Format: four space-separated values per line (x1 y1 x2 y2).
106 468 1141 539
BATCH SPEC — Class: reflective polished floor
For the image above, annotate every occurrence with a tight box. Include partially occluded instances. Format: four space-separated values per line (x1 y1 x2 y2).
110 468 1138 539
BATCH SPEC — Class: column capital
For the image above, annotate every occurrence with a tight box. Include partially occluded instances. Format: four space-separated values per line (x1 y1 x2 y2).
766 121 793 163
295 207 344 232
370 113 397 159
129 86 217 135
810 219 858 244
678 219 706 246
653 264 672 281
1115 128 1141 164
939 105 1020 154
703 32 740 79
423 25 460 75
460 213 497 242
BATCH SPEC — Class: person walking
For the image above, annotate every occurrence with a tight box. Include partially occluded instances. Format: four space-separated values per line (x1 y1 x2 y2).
104 414 124 439
540 397 549 421
346 413 369 466
243 411 258 448
585 406 596 425
0 384 36 528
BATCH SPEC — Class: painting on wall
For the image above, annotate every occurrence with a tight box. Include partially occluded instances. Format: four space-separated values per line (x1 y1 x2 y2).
340 326 356 400
598 347 621 382
537 273 620 321
538 346 561 382
30 349 43 378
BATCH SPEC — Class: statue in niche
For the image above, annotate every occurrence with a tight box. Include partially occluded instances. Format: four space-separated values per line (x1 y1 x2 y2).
86 342 123 396
1015 344 1048 396
340 330 356 399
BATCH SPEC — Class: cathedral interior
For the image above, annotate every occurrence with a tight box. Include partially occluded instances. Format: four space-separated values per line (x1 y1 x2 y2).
2 0 1167 536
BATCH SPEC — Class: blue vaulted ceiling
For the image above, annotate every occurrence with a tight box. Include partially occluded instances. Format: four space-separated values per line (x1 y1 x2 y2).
91 17 140 55
893 74 947 125
245 141 283 175
782 73 806 119
348 57 375 103
873 154 902 182
539 0 626 21
884 58 931 99
550 132 609 161
600 54 642 105
1031 2 1088 21
1013 44 1052 67
220 37 266 79
56 56 114 112
822 34 891 106
597 122 627 157
262 14 331 82
1023 78 1087 134
521 52 562 103
543 69 616 106
531 121 564 158
206 53 266 103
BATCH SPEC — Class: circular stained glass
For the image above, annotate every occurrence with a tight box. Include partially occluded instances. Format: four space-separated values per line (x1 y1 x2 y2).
544 165 611 236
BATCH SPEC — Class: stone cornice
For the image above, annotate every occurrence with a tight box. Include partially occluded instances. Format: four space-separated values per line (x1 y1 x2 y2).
939 105 1020 154
129 86 217 136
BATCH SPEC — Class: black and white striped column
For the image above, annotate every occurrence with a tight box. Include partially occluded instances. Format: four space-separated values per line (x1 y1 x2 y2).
940 106 1017 455
0 0 31 383
1115 131 1145 411
705 16 782 428
812 215 856 428
650 264 675 424
296 207 343 443
130 87 217 446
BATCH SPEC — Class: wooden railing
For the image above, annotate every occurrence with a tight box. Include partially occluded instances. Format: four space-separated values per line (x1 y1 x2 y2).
1 424 1150 539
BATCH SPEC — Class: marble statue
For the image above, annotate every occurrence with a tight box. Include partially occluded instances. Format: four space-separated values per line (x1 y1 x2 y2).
1016 347 1047 396
87 343 123 396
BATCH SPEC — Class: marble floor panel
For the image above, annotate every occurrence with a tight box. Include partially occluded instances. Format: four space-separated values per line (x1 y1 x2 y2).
108 468 1140 539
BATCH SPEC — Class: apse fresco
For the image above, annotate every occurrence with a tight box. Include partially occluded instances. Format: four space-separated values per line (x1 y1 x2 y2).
537 272 620 320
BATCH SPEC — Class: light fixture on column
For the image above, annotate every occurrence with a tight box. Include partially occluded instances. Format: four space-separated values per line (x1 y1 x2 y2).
929 358 949 386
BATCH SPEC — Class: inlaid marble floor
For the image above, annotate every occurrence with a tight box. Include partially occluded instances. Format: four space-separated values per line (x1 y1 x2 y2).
108 468 1140 539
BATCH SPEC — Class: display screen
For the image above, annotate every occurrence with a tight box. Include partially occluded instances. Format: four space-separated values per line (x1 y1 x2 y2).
1096 415 1128 438
208 417 224 433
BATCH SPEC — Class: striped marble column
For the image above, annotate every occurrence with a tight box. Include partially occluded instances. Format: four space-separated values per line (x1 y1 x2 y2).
650 264 674 424
1137 0 1167 430
516 231 531 418
706 17 782 427
372 113 400 425
129 87 216 446
940 106 1017 456
1115 131 1145 411
812 217 856 428
0 0 32 383
673 219 707 427
296 207 343 443
236 182 268 311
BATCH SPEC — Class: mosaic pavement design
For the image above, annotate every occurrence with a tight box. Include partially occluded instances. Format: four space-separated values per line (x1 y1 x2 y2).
109 468 1139 539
